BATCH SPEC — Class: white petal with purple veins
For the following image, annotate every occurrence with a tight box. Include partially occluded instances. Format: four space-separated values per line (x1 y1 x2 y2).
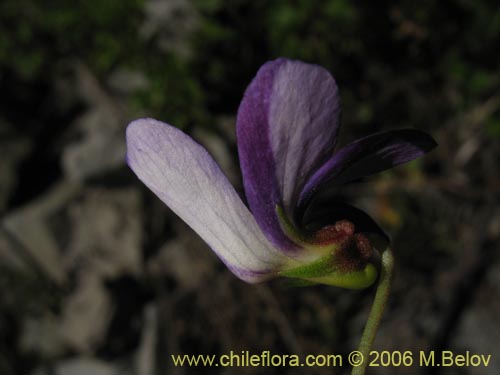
126 118 288 282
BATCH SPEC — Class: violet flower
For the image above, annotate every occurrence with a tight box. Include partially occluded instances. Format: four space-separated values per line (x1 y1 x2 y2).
126 58 436 287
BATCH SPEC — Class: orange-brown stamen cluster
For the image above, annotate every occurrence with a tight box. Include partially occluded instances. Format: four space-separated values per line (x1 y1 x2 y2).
310 220 355 245
309 220 374 272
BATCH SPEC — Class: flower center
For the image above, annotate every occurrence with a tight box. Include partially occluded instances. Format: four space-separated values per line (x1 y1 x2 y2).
305 219 374 270
334 232 373 272
308 220 354 246
277 203 378 288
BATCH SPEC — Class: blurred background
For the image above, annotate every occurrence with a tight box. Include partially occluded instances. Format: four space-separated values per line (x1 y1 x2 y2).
1 1 499 374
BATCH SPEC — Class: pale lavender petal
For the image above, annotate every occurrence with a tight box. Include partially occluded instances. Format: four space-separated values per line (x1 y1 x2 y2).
127 118 289 283
298 129 437 212
237 58 341 250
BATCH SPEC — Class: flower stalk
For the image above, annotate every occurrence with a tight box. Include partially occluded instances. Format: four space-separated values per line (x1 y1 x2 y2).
352 247 394 375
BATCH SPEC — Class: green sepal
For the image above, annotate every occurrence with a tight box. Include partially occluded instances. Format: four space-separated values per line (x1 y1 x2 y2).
276 204 305 244
280 279 319 288
305 263 378 289
279 253 336 279
279 262 378 290
275 203 378 290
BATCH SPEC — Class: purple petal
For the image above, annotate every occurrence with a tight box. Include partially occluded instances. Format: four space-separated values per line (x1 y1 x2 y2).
237 58 341 250
126 118 289 283
298 129 437 211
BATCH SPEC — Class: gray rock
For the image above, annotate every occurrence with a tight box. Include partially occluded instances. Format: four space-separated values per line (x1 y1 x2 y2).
135 304 158 375
21 315 65 359
139 0 198 57
62 64 128 182
0 229 30 272
448 262 500 375
59 272 113 353
65 187 143 279
108 69 149 95
32 357 121 375
146 230 217 291
1 182 80 283
0 135 32 214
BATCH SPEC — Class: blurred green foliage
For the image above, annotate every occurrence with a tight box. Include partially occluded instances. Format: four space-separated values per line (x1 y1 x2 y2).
191 0 499 141
0 0 143 78
1 0 499 131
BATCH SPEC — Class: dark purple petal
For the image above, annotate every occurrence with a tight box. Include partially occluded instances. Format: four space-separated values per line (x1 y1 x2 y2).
237 58 341 250
298 129 437 211
126 118 289 283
